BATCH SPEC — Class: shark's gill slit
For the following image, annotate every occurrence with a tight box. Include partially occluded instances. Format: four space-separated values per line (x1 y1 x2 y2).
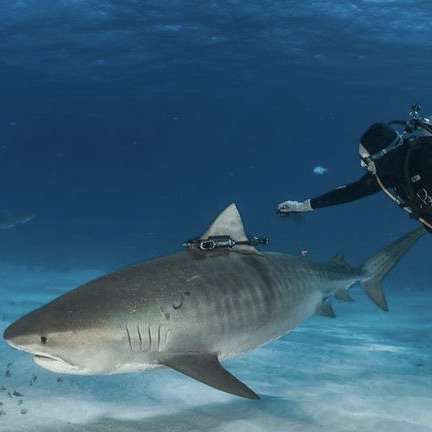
148 324 152 352
125 326 133 351
137 324 143 351
157 325 162 352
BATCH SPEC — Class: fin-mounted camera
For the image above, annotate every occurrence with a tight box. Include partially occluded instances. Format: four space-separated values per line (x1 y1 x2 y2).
184 235 269 251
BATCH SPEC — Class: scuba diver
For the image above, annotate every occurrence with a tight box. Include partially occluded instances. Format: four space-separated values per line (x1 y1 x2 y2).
277 104 432 233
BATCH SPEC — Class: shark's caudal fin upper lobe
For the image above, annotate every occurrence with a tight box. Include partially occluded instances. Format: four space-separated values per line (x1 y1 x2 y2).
360 227 425 311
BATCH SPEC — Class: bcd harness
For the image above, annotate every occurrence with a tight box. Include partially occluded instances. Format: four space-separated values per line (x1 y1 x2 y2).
374 135 432 232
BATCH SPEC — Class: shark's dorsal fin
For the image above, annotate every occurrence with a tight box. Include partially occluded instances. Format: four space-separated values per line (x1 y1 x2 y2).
201 204 260 255
203 204 247 240
330 254 350 270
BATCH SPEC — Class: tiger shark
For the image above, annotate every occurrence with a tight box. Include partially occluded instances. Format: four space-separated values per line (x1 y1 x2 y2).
3 204 425 399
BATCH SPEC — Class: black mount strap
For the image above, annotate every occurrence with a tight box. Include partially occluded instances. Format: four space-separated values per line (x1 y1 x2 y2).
183 235 269 251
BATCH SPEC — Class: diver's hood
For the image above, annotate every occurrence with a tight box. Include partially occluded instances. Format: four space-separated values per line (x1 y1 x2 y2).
359 123 399 155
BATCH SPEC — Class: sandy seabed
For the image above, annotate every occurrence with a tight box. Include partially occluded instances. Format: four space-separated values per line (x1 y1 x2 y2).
0 265 431 432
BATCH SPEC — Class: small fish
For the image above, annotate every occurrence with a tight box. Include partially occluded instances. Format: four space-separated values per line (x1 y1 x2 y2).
29 374 37 386
300 249 309 256
313 165 328 175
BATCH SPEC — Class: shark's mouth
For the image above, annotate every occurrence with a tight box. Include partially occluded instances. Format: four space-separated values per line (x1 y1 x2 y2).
34 353 60 362
33 354 78 373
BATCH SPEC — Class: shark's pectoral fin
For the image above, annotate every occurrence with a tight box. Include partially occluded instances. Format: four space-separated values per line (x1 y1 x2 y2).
158 352 259 400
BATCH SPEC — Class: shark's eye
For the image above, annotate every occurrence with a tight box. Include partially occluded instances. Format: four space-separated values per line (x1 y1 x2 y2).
40 336 48 344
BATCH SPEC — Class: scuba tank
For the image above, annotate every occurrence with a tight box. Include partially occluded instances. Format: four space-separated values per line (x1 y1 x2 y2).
379 103 432 231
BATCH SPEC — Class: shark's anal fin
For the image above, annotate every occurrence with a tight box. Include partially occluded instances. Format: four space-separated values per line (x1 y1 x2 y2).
334 288 354 302
158 352 259 400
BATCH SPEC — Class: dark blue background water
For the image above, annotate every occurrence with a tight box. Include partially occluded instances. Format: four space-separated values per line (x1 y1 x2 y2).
0 1 430 286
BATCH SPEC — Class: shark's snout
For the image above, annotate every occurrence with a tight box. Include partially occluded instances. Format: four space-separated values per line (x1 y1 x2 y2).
3 314 46 351
3 321 20 345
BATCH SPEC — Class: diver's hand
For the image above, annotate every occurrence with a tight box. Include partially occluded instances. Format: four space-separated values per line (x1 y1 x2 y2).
277 199 313 216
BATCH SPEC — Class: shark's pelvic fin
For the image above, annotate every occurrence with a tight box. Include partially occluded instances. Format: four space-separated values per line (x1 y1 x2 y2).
361 226 425 311
316 298 336 318
158 352 259 400
201 204 260 255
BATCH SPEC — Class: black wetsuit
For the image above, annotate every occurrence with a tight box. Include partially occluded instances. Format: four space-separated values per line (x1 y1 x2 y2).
309 136 432 230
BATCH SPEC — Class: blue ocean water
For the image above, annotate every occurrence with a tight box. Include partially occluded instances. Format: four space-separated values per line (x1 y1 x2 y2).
1 1 431 431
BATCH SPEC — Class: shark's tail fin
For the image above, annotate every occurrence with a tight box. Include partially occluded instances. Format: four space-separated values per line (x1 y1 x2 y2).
360 227 425 311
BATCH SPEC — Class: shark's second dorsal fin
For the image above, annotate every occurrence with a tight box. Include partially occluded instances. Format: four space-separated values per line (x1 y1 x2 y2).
201 204 260 255
330 254 350 270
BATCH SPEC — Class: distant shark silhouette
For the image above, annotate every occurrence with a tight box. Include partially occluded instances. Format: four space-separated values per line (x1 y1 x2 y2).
0 211 34 230
3 204 424 399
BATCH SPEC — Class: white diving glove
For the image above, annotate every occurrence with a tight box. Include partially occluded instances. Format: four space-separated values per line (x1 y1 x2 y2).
277 199 313 215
